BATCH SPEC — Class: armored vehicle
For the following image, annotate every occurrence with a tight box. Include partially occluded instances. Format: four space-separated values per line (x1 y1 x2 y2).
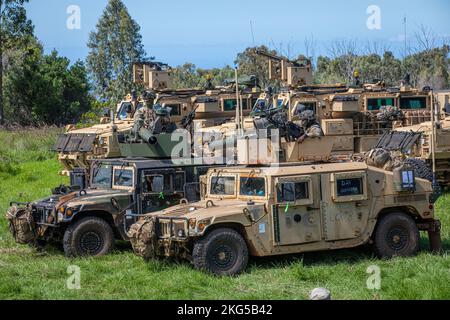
246 51 439 155
56 68 261 178
372 115 450 187
130 159 441 276
6 158 213 257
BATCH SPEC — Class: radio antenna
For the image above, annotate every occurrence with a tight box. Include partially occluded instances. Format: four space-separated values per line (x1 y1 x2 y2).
250 20 256 46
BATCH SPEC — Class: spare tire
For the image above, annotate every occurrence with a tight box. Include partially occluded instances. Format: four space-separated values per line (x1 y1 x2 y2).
404 158 433 182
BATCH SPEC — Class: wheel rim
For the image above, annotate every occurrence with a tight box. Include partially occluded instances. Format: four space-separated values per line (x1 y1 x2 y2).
210 243 236 270
386 226 408 251
79 231 104 255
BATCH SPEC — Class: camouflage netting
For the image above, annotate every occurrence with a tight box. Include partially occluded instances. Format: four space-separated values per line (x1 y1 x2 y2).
128 217 158 259
376 106 404 124
365 148 433 181
5 206 37 244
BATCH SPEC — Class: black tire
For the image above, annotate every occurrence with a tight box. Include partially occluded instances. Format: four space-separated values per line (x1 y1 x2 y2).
63 217 114 257
374 212 420 258
192 228 248 276
404 158 433 182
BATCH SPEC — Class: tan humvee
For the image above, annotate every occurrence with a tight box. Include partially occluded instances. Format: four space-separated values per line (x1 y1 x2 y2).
130 159 441 276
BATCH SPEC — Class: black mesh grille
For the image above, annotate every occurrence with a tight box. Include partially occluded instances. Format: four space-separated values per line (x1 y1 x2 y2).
53 134 96 152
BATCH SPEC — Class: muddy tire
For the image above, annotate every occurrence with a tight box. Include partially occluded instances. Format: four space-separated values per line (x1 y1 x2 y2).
404 158 433 182
63 217 114 257
374 212 420 258
192 228 248 276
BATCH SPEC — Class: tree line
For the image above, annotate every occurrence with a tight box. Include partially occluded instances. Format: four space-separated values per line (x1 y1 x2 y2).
0 0 449 126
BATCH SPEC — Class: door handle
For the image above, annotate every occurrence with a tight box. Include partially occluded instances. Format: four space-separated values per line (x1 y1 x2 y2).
355 202 368 207
306 206 320 211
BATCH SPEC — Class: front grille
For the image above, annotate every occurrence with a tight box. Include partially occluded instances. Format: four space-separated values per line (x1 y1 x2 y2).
159 221 171 238
32 204 56 225
157 218 189 239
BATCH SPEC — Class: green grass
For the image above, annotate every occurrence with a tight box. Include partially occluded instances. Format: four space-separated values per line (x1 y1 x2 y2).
0 128 449 300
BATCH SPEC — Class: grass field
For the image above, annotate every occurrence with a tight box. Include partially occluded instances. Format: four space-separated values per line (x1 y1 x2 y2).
0 128 449 300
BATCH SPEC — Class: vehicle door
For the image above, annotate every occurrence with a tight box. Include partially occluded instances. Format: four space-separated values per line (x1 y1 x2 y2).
320 171 370 241
272 174 322 245
139 169 176 215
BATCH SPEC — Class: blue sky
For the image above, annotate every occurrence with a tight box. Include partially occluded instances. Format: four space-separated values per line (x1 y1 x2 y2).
26 0 450 68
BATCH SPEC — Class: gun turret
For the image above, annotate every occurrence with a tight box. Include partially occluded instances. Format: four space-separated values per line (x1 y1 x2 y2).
133 62 173 90
254 50 313 87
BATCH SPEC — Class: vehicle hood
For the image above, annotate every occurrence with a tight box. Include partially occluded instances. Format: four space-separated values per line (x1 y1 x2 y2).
150 198 266 221
33 188 131 209
66 121 134 135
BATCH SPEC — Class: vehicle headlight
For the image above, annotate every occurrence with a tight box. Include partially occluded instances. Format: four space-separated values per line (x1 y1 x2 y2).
197 218 212 233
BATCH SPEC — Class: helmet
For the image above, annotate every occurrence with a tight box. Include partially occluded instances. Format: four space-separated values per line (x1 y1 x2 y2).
299 110 315 121
295 104 307 115
154 104 170 117
143 90 156 101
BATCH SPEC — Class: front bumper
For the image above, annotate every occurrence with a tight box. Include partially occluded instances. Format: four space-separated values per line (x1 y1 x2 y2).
6 199 60 244
129 216 195 260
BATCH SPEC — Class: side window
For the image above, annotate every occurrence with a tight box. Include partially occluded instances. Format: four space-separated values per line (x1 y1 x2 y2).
367 98 394 111
165 104 181 116
399 97 427 109
223 99 237 111
336 178 363 196
143 174 171 193
277 181 311 204
174 172 185 192
332 171 367 202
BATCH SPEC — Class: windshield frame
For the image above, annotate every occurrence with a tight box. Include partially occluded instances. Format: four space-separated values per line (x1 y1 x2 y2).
91 162 114 189
208 173 237 198
238 175 267 199
112 166 135 191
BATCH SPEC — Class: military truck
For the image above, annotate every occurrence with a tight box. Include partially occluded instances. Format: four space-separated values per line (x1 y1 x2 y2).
56 63 261 178
6 158 213 257
129 145 441 276
198 51 439 158
372 116 450 187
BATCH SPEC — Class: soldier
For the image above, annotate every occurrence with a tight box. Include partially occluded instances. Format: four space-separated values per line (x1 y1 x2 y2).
133 90 157 123
296 109 323 143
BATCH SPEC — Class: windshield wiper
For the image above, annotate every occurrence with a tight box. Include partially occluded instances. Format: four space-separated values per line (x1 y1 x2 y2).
116 163 127 184
244 170 255 186
211 170 223 192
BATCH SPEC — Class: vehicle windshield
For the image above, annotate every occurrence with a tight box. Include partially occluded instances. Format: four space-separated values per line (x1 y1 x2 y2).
210 176 235 195
117 102 143 120
92 164 113 188
113 168 134 189
240 177 266 197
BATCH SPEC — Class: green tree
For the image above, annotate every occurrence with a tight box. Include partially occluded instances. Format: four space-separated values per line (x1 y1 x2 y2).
0 0 34 124
172 63 201 89
86 0 146 103
5 45 92 125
